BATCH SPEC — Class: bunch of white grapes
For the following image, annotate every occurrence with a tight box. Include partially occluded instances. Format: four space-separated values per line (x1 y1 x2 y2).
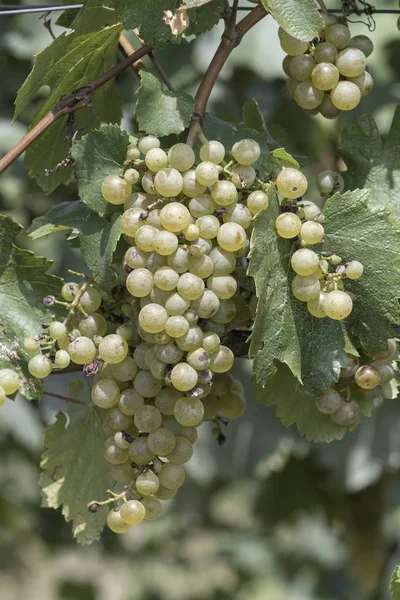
281 13 374 118
315 338 398 427
275 166 363 321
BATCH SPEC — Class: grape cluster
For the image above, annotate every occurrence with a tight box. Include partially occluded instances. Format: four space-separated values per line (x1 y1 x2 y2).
275 167 362 320
316 338 398 426
281 13 374 118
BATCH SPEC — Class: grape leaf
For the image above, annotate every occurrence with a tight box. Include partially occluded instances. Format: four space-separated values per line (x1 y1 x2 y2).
242 99 266 134
28 202 122 291
56 0 83 28
183 1 221 39
261 0 323 42
71 123 129 217
40 399 113 545
322 189 400 356
69 0 117 34
0 215 62 400
135 71 195 137
15 25 123 193
340 108 400 226
255 364 374 443
115 0 178 48
248 183 346 396
390 566 400 600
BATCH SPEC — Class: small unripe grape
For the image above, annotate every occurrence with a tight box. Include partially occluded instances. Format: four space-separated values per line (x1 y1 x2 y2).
317 170 344 196
54 349 71 369
61 281 78 301
155 230 179 256
282 54 294 77
154 167 183 197
138 135 160 154
171 362 198 392
68 336 96 365
323 291 353 320
231 164 256 189
294 81 324 110
330 399 360 426
0 368 20 394
129 436 155 465
209 345 234 373
174 396 204 426
136 471 160 496
280 30 309 56
147 427 176 456
118 388 144 415
325 24 351 49
291 248 319 276
349 34 373 57
307 292 326 318
199 140 225 164
314 42 338 64
139 303 168 333
126 268 154 298
292 274 320 302
107 509 132 533
231 139 261 166
216 391 246 419
28 355 53 379
336 47 366 77
145 148 168 172
99 334 128 364
319 94 341 119
159 462 185 490
120 500 146 525
311 62 339 91
160 202 191 233
168 143 195 171
80 287 102 313
347 71 374 97
141 495 163 520
275 212 302 239
331 81 361 111
290 54 316 81
23 337 40 353
92 379 120 409
102 175 132 205
247 190 269 215
355 365 381 389
195 161 219 186
315 389 342 414
211 180 238 207
345 260 364 280
300 221 324 244
79 313 107 338
124 168 140 184
217 222 246 252
134 370 163 398
276 168 308 199
109 356 138 382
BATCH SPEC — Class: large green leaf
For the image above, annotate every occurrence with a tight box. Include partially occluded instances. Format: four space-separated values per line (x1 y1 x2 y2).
40 398 112 544
255 364 374 443
0 216 62 400
323 189 400 356
15 25 123 193
261 0 323 42
248 183 346 396
390 566 400 600
28 202 122 291
115 0 178 48
69 0 117 34
71 123 129 217
340 108 400 226
135 71 195 137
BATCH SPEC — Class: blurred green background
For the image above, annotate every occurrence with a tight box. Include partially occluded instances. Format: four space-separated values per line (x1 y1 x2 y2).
1 1 400 599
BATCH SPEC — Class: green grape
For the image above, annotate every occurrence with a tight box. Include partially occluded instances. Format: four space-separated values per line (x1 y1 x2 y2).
231 139 261 166
224 202 253 228
107 509 132 533
138 135 160 154
133 370 163 398
183 224 200 241
188 254 214 279
124 168 140 184
311 62 339 91
160 202 191 233
347 71 374 97
323 290 353 320
307 292 326 318
121 208 144 237
195 161 219 186
321 12 337 26
79 313 107 338
319 94 341 119
315 389 342 414
153 267 179 292
166 436 193 464
189 194 216 218
49 321 66 340
136 471 160 496
285 78 300 99
290 54 316 81
107 408 132 430
217 222 246 252
372 362 395 384
155 230 179 256
231 165 256 190
330 399 360 426
54 349 70 369
375 339 397 361
23 337 40 353
102 175 132 205
292 274 320 302
165 292 191 316
195 215 220 240
109 356 138 382
207 275 237 300
80 287 102 313
0 368 19 394
345 260 364 280
174 396 204 426
349 34 373 57
147 427 176 456
155 387 180 415
209 345 234 373
171 363 198 392
61 282 78 301
177 425 198 444
145 148 168 172
331 81 361 111
133 343 152 370
146 253 168 276
150 359 168 379
199 140 225 164
211 180 238 207
124 191 148 210
154 167 183 197
135 225 158 253
109 462 134 484
168 143 195 171
177 273 205 301
210 298 236 324
280 30 309 56
141 495 163 520
291 248 319 276
336 47 366 77
275 212 302 239
159 463 185 490
300 221 324 244
126 268 154 298
340 356 359 378
145 208 162 230
155 484 177 500
191 290 220 319
202 332 221 355
188 236 213 257
139 304 168 333
186 347 210 371
282 54 294 77
176 325 203 352
313 42 338 64
116 323 134 342
92 379 119 408
120 500 146 525
67 336 96 365
99 334 128 364
104 439 129 464
247 190 269 215
276 168 308 199
316 170 344 196
118 388 144 415
325 24 351 49
167 247 190 274
134 405 163 433
209 247 235 275
355 365 381 389
129 437 155 465
216 391 246 419
182 170 207 198
294 81 324 109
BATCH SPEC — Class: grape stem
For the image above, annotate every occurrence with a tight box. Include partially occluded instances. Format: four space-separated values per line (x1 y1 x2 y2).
132 29 175 92
63 278 92 327
316 0 328 13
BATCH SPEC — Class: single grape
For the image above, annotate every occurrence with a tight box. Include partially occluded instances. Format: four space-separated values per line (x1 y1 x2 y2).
300 221 324 244
120 500 146 525
191 290 220 319
349 34 373 57
155 230 179 256
291 248 319 276
48 321 66 340
195 161 219 186
182 170 207 198
133 370 163 398
347 71 374 97
107 509 132 533
61 282 78 301
355 365 381 389
188 254 214 279
231 165 256 190
209 247 235 275
202 332 221 355
200 140 226 164
126 268 154 298
280 30 309 56
154 167 183 197
177 425 198 444
275 212 302 239
211 180 238 207
80 287 102 314
331 81 361 111
313 42 338 64
135 471 160 497
207 275 237 300
174 396 204 426
247 190 269 215
231 139 260 166
139 304 168 333
209 345 234 373
67 336 96 365
188 194 216 218
340 356 359 378
372 362 395 384
79 313 107 338
311 62 339 91
124 168 140 184
145 148 168 172
171 363 198 392
345 260 364 280
23 337 40 353
134 405 162 433
323 290 353 320
319 94 341 119
118 388 144 415
155 387 180 415
102 175 132 205
285 78 300 99
176 325 203 352
104 439 129 464
98 334 128 364
294 81 324 110
322 12 337 26
165 292 191 316
167 143 195 171
177 273 205 301
109 356 138 382
375 339 397 361
276 168 308 199
325 24 351 49
129 436 155 465
290 54 316 81
336 47 366 77
120 208 144 237
159 463 185 490
307 292 326 318
160 202 191 233
0 368 20 394
330 399 360 426
292 274 321 302
315 389 342 414
183 224 200 241
217 222 246 252
54 349 71 369
282 54 294 77
141 495 163 520
316 170 344 196
216 391 246 419
109 462 134 484
153 266 179 292
147 427 176 456
138 135 160 154
210 299 236 324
